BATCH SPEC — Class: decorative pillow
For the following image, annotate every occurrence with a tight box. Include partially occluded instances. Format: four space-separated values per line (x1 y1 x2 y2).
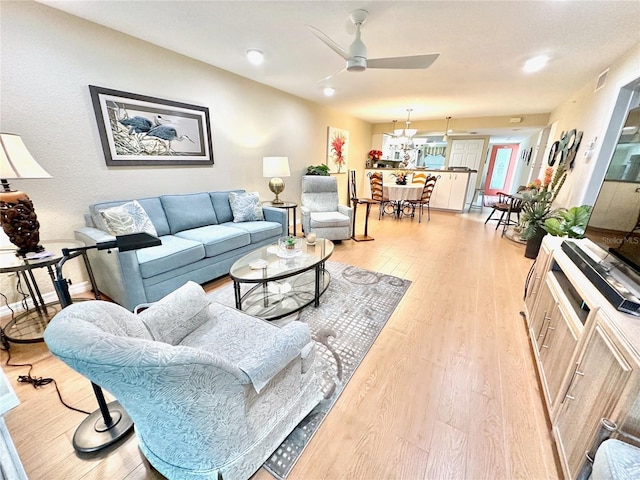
229 192 264 223
137 281 211 345
100 200 158 237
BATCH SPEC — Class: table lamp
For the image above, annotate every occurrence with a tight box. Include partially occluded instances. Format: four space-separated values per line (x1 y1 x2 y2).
0 133 51 256
263 156 290 204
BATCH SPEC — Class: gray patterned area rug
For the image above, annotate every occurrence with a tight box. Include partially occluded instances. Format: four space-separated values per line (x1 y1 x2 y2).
207 260 411 479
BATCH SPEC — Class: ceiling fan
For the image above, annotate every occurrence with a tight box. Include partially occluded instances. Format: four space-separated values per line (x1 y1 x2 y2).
306 9 440 75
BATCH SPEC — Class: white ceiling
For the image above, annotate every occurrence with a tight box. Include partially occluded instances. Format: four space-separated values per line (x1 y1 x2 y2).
40 0 640 133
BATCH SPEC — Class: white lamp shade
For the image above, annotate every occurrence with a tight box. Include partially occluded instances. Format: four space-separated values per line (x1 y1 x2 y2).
263 156 290 177
0 133 51 179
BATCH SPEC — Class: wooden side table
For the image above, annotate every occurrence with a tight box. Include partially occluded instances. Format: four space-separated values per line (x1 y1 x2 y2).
262 201 298 237
0 239 100 343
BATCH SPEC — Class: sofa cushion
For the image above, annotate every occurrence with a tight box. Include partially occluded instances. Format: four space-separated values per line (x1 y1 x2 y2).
229 191 264 222
136 235 205 279
209 190 243 224
161 193 218 234
100 200 158 237
309 211 350 228
224 221 283 244
175 225 250 257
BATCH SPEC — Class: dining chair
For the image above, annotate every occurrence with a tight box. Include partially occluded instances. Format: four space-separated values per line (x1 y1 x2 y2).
411 172 427 185
403 175 438 222
367 171 389 220
484 192 523 235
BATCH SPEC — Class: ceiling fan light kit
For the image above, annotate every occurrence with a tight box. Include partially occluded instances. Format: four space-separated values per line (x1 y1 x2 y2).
307 9 439 78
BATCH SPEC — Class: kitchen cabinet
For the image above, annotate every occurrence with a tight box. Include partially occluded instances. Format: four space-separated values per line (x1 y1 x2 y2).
429 172 470 211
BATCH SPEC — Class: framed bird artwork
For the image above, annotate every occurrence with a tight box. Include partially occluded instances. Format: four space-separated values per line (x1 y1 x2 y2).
89 85 214 166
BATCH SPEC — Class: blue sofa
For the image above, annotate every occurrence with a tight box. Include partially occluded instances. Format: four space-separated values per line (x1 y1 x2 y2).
75 190 286 311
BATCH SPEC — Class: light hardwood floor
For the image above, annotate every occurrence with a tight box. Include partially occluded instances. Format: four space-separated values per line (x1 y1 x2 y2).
1 207 561 479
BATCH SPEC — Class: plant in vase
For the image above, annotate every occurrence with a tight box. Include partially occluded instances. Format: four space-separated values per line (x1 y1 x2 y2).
391 170 409 185
306 164 330 176
368 149 382 163
519 164 568 258
543 205 593 238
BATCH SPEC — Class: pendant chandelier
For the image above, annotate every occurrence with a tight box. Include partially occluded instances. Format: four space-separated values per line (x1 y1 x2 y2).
390 109 418 161
442 116 452 141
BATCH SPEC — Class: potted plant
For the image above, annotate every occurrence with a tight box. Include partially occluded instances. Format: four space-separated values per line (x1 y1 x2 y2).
519 164 568 258
543 205 593 238
367 149 382 168
306 164 330 176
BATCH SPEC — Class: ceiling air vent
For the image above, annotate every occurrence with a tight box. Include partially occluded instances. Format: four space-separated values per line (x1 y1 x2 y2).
595 68 609 92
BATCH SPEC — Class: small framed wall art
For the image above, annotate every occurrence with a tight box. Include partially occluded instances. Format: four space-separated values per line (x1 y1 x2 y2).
326 126 349 174
89 85 214 166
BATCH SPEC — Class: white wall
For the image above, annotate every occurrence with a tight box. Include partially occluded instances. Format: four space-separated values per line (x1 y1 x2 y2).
0 1 371 300
547 43 640 208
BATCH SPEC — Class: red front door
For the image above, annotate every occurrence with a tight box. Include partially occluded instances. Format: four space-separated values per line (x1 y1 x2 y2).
484 144 519 196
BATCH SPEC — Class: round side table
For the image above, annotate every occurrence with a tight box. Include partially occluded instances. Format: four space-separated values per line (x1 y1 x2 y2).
262 201 298 237
0 239 100 343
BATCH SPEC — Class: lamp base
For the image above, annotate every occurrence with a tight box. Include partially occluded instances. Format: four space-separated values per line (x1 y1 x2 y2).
269 177 285 204
0 190 44 255
72 400 134 453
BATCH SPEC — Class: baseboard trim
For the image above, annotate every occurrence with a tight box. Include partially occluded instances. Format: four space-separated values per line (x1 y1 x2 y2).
0 281 91 319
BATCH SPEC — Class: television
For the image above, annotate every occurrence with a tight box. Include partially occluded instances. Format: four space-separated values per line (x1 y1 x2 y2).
584 104 640 276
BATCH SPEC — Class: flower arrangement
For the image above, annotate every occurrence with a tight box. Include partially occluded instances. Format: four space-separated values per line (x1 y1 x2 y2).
367 149 383 161
330 132 346 173
391 170 410 185
519 164 568 240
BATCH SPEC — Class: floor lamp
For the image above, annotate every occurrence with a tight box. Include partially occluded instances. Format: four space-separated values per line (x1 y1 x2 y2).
53 232 161 453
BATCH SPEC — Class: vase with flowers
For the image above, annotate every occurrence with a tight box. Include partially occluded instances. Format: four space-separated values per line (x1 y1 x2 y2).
391 170 409 185
367 149 382 168
519 164 568 258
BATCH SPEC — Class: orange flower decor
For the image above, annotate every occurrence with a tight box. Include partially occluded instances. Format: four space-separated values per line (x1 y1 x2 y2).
330 132 346 173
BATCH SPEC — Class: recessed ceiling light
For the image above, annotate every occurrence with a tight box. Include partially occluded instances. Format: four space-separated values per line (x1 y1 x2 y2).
323 87 335 97
246 49 264 66
523 55 549 73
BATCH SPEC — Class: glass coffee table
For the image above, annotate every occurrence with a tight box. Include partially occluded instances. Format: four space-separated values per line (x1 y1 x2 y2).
229 238 334 320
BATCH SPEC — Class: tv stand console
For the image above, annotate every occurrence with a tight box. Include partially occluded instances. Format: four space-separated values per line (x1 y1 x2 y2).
523 236 640 480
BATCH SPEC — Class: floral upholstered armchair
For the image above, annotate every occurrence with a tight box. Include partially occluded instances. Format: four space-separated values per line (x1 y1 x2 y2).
44 281 322 480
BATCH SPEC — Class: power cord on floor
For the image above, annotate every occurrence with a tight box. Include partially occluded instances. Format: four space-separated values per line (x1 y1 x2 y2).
0 291 91 415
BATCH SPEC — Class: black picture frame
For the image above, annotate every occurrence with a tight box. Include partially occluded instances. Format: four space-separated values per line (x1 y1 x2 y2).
89 85 214 166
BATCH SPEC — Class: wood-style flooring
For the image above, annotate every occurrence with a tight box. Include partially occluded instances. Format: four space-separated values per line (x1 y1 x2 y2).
0 207 561 479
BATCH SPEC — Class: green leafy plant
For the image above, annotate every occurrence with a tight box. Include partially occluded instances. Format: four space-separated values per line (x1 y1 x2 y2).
543 205 593 238
519 163 568 240
306 164 330 176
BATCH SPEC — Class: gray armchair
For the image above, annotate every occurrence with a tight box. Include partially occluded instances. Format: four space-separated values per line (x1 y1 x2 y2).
300 175 353 241
44 281 322 480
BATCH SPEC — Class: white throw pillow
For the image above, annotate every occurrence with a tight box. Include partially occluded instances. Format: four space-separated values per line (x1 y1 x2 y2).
229 192 264 222
100 200 158 236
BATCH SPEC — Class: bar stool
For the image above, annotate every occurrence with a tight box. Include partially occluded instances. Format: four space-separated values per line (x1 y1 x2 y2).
468 188 485 212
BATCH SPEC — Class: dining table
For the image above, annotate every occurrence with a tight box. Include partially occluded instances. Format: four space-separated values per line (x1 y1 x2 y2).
383 184 424 218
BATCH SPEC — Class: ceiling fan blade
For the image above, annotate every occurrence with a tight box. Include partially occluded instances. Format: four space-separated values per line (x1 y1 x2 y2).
306 25 350 60
317 67 346 84
367 53 440 70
